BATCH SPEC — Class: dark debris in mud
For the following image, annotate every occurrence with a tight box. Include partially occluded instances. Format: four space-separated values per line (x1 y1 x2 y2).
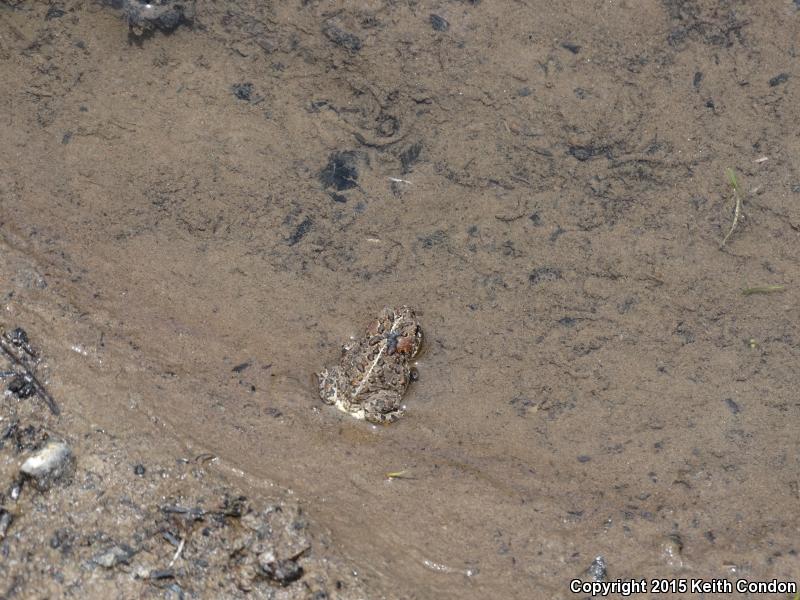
322 22 363 52
1 327 59 415
319 152 360 192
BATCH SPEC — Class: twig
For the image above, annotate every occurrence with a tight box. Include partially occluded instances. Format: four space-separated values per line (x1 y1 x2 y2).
0 331 60 415
168 538 185 568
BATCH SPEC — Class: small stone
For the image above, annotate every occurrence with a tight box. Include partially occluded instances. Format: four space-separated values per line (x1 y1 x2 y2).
587 555 607 582
430 14 449 31
7 375 35 399
769 73 789 87
259 554 303 586
231 83 253 101
660 534 684 567
133 464 146 476
0 509 13 539
123 0 195 36
20 440 75 490
45 6 66 20
8 328 29 347
93 544 135 568
724 398 741 414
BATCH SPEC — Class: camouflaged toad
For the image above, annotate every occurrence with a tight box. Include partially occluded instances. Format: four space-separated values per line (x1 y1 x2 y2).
317 307 423 424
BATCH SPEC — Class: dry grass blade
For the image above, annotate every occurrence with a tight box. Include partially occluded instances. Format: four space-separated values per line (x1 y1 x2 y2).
721 168 742 247
741 285 785 295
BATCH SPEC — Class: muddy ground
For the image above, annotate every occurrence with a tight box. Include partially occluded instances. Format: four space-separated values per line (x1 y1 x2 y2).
1 1 800 598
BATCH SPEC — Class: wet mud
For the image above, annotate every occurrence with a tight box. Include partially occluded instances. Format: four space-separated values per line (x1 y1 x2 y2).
2 1 800 598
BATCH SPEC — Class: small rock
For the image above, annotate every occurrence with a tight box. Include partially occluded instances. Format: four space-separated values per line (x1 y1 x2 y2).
133 464 146 476
259 554 303 586
587 555 607 582
769 73 789 87
123 0 195 37
287 216 313 247
20 440 75 490
430 14 449 31
231 83 253 101
660 534 684 567
8 328 29 347
724 398 741 414
0 509 13 539
45 6 66 20
7 375 35 399
93 544 135 568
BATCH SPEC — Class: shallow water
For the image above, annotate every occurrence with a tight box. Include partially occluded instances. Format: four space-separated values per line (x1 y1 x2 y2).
2 1 800 597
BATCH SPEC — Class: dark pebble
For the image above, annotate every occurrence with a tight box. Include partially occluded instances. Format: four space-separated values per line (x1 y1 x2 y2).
231 83 253 101
133 464 146 476
50 528 72 550
769 73 789 87
231 362 251 373
561 41 581 54
0 509 12 539
287 216 312 246
430 14 449 31
724 398 741 414
62 132 72 145
577 455 591 463
568 144 610 161
693 71 703 89
7 375 35 399
262 558 303 586
8 328 29 347
150 569 175 580
45 6 66 20
329 192 347 203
